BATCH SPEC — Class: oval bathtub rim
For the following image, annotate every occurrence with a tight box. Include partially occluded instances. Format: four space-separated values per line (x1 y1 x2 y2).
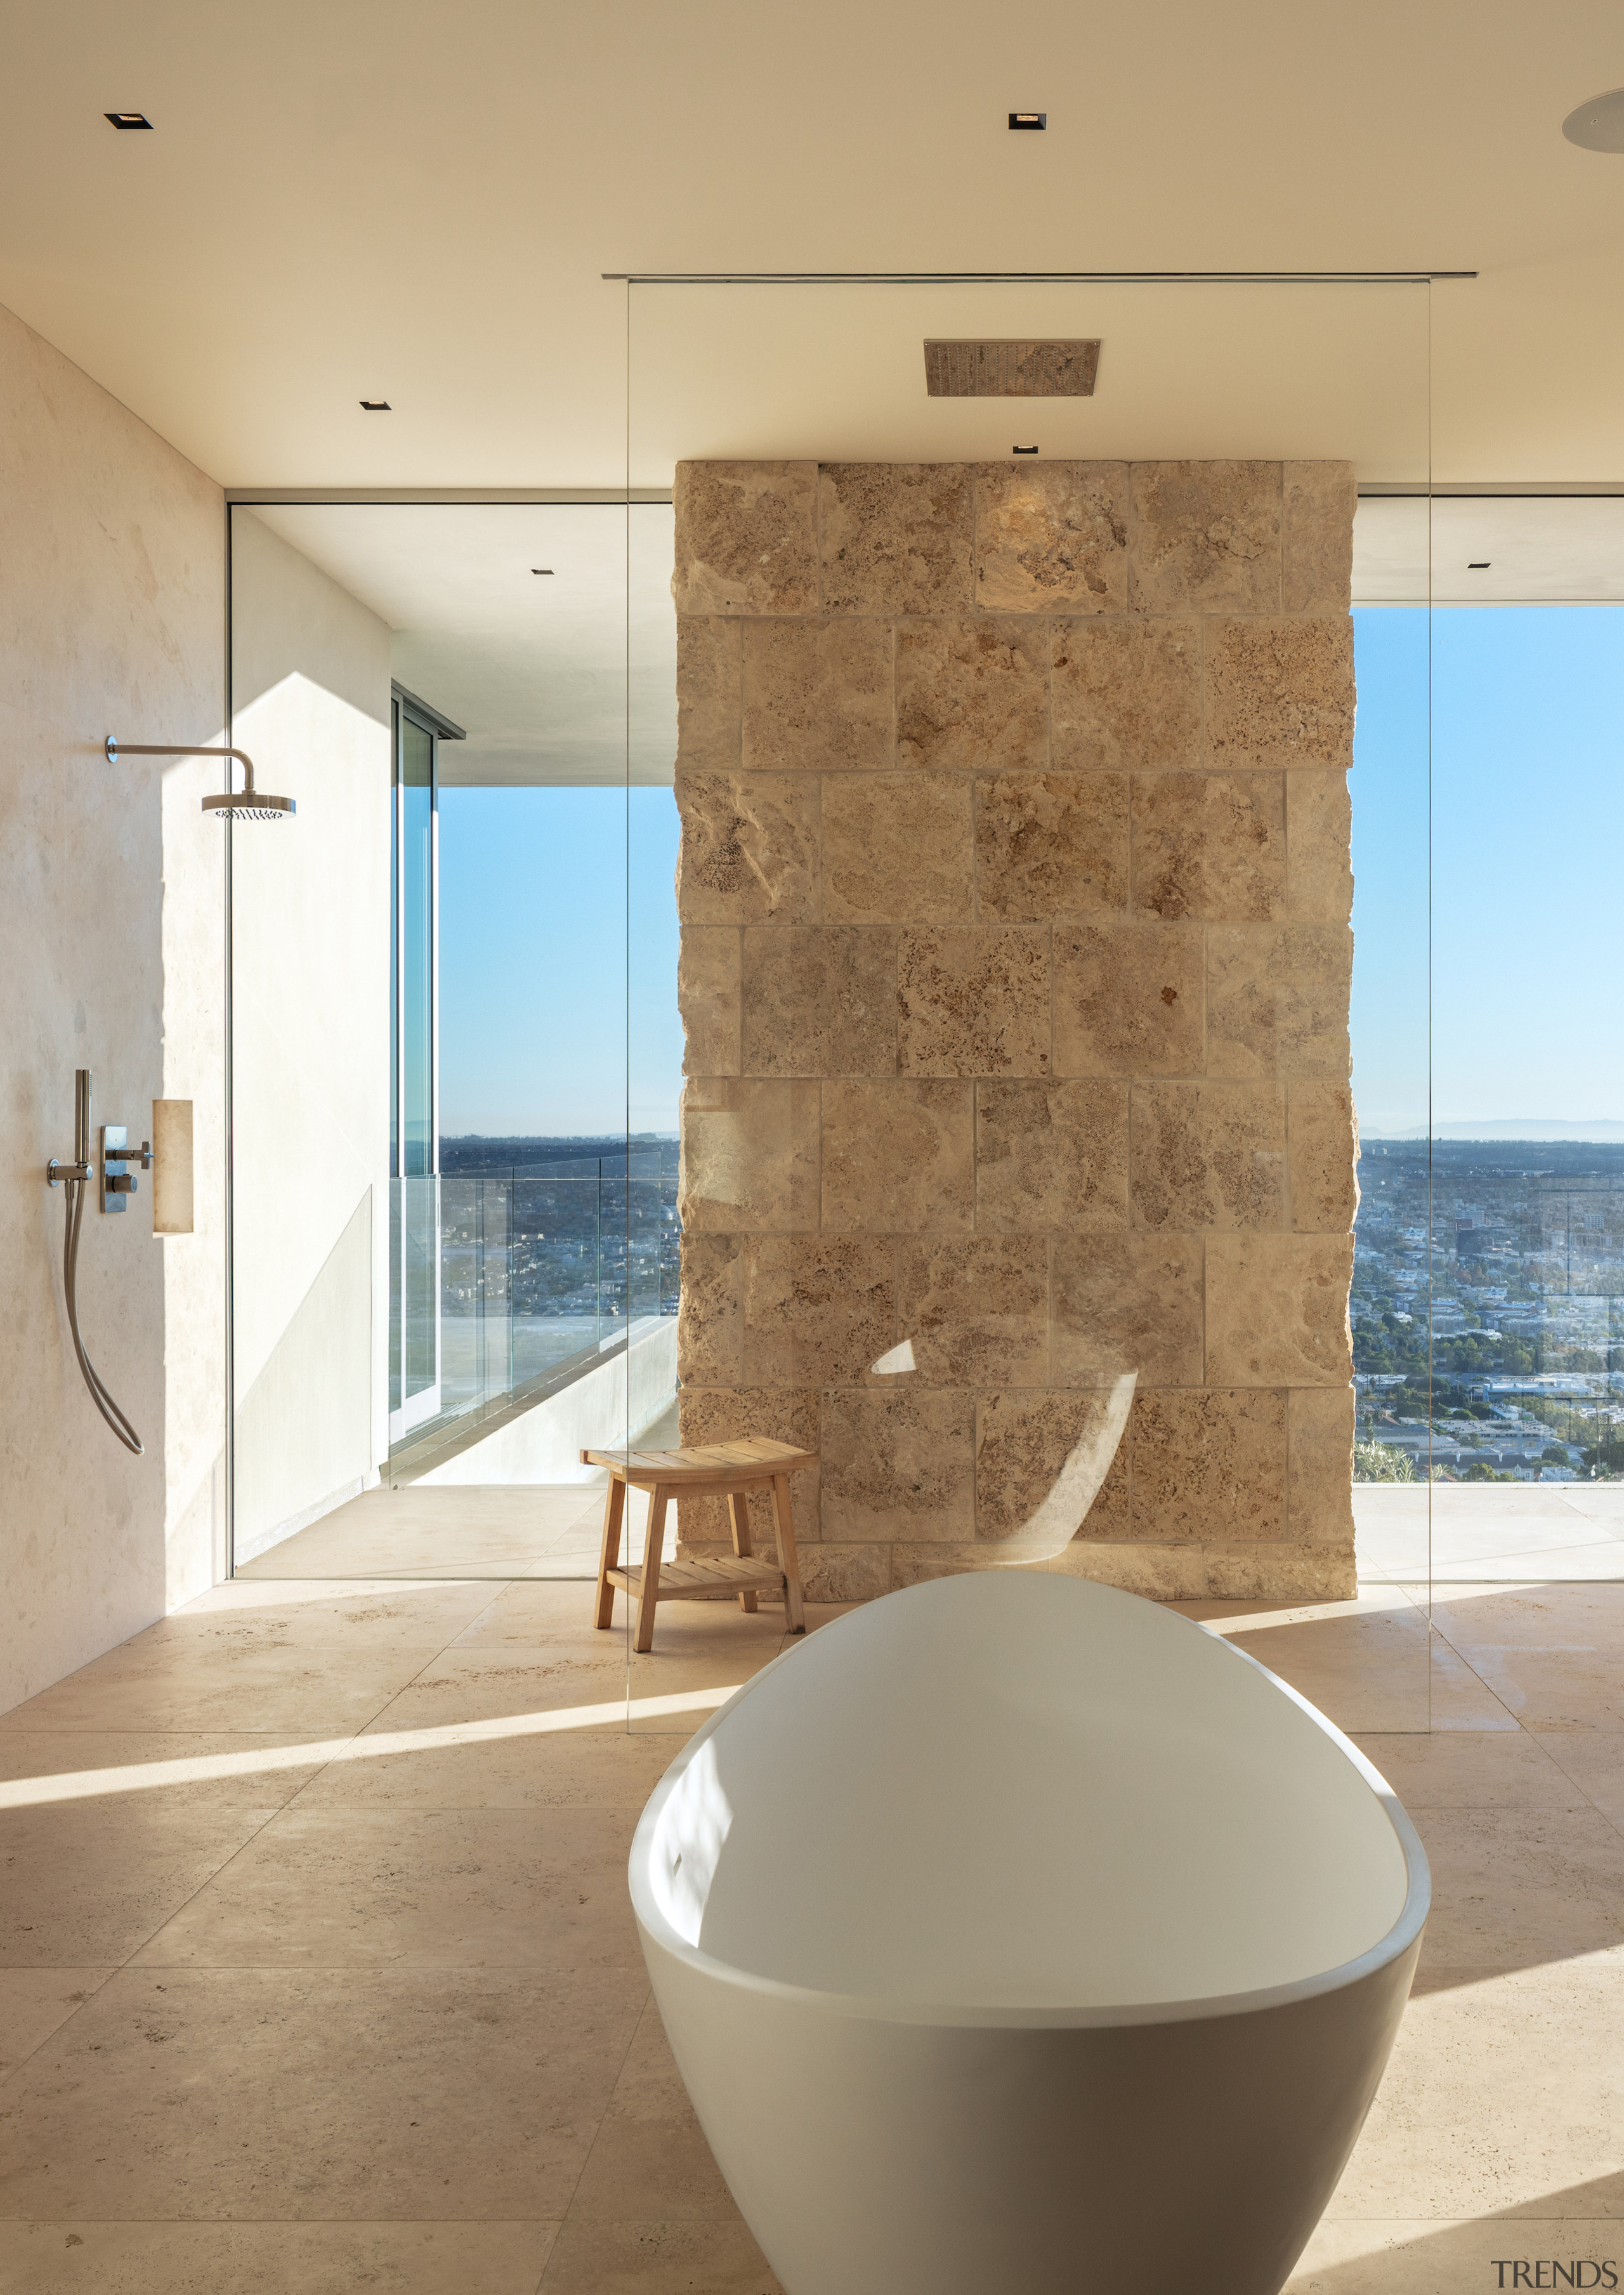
627 1587 1432 2034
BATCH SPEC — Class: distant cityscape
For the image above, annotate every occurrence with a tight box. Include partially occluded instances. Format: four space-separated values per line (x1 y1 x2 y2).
1354 1138 1624 1482
436 1134 681 1326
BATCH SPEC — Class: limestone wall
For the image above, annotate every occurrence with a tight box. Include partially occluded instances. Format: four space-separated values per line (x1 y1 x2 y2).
672 459 1358 1602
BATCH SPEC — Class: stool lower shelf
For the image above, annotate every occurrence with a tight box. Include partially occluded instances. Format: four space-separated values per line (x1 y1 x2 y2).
606 1555 786 1605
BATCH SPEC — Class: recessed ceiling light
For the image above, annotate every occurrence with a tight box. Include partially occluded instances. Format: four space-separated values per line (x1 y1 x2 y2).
105 112 152 129
1009 112 1046 130
359 399 391 412
1468 561 1490 569
1562 88 1624 151
531 567 554 575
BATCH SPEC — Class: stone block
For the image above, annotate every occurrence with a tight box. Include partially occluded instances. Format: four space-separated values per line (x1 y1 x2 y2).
1051 618 1202 773
974 771 1129 920
822 773 974 926
820 1387 976 1542
1207 924 1352 1080
1288 1080 1359 1231
1288 1385 1357 1548
889 1543 1008 1588
801 1543 894 1602
822 1077 973 1232
1130 771 1286 922
1205 617 1355 771
676 771 819 925
1285 770 1353 923
1051 1232 1204 1388
896 617 1049 773
974 1390 1132 1541
894 1236 1050 1385
676 1233 745 1387
973 462 1130 613
742 1235 896 1387
672 460 818 615
818 462 974 615
678 926 741 1076
679 1078 819 1232
1042 1541 1210 1597
1283 461 1357 615
676 1385 820 1550
974 1078 1129 1233
1051 922 1204 1076
1205 1542 1356 1600
1129 1080 1287 1231
1129 1388 1287 1541
740 925 896 1076
1129 461 1281 613
1205 1232 1354 1387
896 925 1051 1076
676 617 742 768
740 617 893 773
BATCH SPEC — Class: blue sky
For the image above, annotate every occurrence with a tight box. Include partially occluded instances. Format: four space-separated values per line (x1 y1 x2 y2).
439 608 1624 1142
438 784 681 1138
1352 606 1624 1136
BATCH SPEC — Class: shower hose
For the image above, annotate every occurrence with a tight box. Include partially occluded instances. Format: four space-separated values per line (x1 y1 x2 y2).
62 1173 143 1455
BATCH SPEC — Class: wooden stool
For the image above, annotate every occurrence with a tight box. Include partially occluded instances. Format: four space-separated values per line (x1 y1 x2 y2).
586 1437 814 1653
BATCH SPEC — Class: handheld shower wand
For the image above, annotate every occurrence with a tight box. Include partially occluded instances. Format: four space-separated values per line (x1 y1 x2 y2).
48 1069 143 1455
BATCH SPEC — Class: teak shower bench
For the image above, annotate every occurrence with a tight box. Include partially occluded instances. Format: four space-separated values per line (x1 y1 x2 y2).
586 1437 813 1652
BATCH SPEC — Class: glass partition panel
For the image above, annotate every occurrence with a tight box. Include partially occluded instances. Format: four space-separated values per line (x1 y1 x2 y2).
228 500 638 1584
627 274 1436 1730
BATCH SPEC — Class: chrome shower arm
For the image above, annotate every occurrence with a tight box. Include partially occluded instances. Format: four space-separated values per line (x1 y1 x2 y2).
105 738 261 796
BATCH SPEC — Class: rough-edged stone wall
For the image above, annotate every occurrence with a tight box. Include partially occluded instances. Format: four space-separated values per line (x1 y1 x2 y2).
672 459 1358 1602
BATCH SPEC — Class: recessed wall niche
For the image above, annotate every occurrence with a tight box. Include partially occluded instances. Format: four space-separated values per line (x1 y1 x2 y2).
672 458 1358 1602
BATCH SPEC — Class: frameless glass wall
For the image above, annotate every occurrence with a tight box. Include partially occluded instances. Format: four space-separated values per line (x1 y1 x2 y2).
228 499 678 1579
627 273 1435 1729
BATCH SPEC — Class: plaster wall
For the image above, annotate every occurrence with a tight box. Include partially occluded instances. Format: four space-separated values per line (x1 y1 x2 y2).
672 459 1358 1602
228 511 392 1560
0 299 226 1711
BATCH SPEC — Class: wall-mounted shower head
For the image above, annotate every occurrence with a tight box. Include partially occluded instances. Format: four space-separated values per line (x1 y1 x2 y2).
105 738 296 820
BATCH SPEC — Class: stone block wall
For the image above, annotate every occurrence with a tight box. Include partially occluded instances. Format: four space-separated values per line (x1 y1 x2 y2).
672 459 1358 1603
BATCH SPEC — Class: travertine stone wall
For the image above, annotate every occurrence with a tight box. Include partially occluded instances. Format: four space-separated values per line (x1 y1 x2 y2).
673 459 1358 1603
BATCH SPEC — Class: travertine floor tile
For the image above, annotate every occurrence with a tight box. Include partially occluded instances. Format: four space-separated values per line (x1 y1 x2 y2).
0 1730 335 1812
0 1968 642 2220
567 2118 738 2222
0 1970 111 2081
1327 1959 1624 2220
132 1806 645 1975
537 2216 783 2294
1286 2207 1624 2293
0 1798 279 1967
0 2220 559 2294
1411 1805 1624 1984
0 1590 486 1736
448 1581 610 1647
287 1720 679 1812
1530 1730 1624 1826
1352 1728 1594 1812
360 1644 633 1729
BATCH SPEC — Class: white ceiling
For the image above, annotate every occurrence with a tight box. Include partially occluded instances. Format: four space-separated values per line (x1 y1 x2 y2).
5 1 1624 488
1354 497 1624 603
249 502 676 785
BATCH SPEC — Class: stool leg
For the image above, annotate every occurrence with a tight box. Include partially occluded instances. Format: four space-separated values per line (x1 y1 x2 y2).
594 1477 625 1630
635 1486 667 1655
771 1472 806 1635
727 1489 758 1612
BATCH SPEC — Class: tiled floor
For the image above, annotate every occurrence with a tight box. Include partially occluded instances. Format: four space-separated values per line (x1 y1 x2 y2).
1 1578 1621 2292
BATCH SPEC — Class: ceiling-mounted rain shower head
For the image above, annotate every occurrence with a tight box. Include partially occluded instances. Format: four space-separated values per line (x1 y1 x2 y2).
104 737 296 820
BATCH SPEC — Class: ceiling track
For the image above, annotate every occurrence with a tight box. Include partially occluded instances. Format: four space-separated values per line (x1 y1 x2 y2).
603 268 1477 284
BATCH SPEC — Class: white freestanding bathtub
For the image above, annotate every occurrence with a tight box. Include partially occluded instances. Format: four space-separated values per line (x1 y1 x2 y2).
629 1572 1429 2295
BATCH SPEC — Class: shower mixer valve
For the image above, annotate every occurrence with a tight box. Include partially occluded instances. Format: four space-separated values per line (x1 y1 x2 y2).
100 1127 152 1215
